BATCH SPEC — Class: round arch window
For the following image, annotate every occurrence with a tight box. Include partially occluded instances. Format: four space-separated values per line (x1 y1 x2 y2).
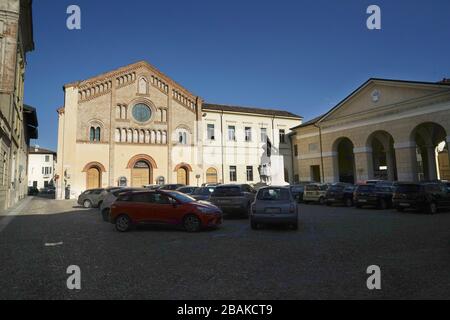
132 104 152 123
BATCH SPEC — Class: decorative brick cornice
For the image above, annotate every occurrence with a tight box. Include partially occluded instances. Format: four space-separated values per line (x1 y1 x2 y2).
64 60 201 105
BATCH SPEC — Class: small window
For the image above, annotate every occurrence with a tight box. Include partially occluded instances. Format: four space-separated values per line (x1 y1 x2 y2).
260 128 267 142
90 126 101 142
229 166 237 182
228 126 236 141
294 145 299 157
246 166 254 181
245 127 252 142
279 129 286 144
178 131 188 145
207 124 215 140
45 155 50 162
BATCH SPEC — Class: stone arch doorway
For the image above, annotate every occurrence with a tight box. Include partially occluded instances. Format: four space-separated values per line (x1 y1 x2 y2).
367 131 397 181
411 122 448 181
83 162 106 190
206 167 218 184
333 137 356 184
177 167 188 185
131 161 152 187
174 163 193 185
127 154 158 187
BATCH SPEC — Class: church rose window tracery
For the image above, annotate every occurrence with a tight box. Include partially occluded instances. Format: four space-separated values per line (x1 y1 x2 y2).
132 103 152 123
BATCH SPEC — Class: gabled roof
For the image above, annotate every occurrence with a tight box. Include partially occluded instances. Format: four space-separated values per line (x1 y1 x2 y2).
291 78 450 130
64 60 199 100
203 103 302 119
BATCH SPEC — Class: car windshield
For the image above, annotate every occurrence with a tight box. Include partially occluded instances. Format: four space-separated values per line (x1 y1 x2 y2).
257 188 290 201
194 187 215 195
357 185 375 192
165 191 196 203
329 185 345 191
396 185 420 193
213 187 242 196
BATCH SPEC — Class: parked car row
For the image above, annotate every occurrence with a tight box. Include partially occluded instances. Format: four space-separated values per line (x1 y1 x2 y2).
78 184 300 233
296 180 450 214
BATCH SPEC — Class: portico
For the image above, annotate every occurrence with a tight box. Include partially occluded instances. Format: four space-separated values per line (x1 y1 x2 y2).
292 78 450 183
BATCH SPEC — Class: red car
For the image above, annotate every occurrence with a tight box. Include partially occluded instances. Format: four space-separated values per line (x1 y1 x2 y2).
109 190 222 232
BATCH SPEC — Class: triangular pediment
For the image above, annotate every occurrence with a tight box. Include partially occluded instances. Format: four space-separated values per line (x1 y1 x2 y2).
65 60 199 101
320 79 450 122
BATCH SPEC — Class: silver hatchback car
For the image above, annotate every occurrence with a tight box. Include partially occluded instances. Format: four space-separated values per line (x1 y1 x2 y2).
250 186 298 230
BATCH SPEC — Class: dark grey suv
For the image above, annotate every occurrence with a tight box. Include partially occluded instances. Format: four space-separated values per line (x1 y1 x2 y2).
77 188 105 208
209 184 256 217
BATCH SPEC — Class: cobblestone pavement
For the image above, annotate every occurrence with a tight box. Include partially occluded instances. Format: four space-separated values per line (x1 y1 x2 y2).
0 196 449 300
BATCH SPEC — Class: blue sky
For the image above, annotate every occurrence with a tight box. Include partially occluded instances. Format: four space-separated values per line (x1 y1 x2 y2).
25 0 450 150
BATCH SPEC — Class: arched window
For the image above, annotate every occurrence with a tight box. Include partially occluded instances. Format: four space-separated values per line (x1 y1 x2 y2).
95 127 101 142
90 127 95 142
138 77 148 94
90 126 101 142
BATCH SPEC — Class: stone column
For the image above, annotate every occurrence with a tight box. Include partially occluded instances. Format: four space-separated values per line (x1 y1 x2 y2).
353 147 373 182
394 141 418 182
323 152 339 183
426 146 438 181
386 150 396 181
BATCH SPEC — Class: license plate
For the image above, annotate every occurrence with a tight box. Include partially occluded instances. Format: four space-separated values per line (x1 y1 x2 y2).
266 208 280 214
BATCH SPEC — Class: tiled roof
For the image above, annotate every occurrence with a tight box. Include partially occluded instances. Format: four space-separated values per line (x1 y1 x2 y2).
202 103 302 119
29 146 56 155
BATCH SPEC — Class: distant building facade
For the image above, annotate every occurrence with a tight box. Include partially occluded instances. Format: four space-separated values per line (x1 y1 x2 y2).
291 78 450 183
28 146 56 189
0 0 37 210
56 61 301 199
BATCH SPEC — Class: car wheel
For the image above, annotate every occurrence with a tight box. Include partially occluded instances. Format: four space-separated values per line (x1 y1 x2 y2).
183 214 201 232
83 200 92 209
345 198 353 207
319 197 325 205
115 215 131 232
427 202 437 215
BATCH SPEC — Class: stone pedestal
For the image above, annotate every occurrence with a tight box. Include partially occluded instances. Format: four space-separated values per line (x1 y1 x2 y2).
268 155 289 186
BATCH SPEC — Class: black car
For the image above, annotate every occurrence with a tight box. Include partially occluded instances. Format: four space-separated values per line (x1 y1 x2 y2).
325 184 355 207
191 186 216 201
289 185 305 203
392 182 450 214
354 184 394 209
28 186 39 195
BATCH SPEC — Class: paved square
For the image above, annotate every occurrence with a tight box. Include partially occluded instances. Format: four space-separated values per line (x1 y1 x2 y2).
0 197 449 299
